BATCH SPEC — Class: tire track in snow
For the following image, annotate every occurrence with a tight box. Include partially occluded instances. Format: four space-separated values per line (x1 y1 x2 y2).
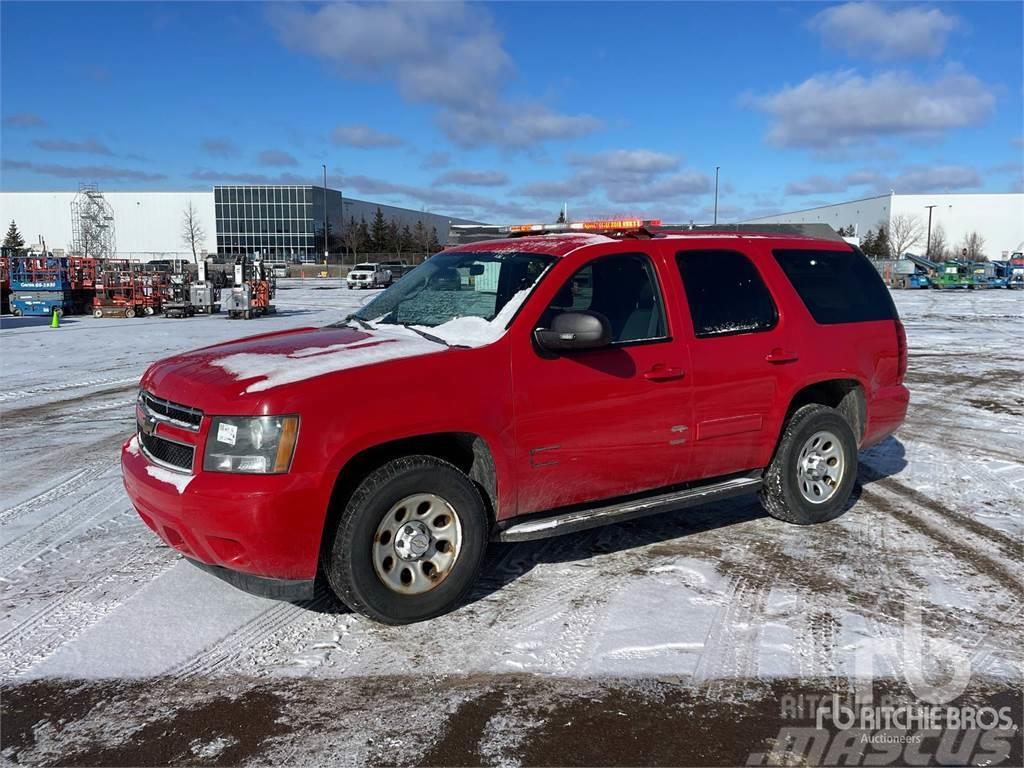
0 543 178 677
860 468 1022 557
169 593 334 679
0 455 118 526
0 376 138 404
0 479 127 576
693 551 775 690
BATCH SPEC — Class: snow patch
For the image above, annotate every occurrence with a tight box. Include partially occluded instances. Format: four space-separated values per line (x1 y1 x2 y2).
125 435 141 456
211 330 441 393
144 465 194 494
411 287 531 348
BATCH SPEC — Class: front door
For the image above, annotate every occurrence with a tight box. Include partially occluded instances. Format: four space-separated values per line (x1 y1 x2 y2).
511 250 692 515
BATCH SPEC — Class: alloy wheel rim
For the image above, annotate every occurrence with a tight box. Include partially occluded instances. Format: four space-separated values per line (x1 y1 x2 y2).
372 493 463 595
796 430 845 504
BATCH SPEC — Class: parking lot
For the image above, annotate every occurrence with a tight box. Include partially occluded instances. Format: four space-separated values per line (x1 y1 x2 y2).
1 282 1021 765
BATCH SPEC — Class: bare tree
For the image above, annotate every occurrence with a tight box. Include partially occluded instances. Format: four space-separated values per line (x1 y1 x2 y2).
927 223 948 261
181 202 206 264
960 231 987 261
888 214 925 258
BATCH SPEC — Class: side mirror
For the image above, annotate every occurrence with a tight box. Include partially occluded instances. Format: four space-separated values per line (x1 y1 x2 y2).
534 311 611 352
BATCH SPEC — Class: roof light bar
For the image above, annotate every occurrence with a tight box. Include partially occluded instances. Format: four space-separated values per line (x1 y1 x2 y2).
508 218 662 235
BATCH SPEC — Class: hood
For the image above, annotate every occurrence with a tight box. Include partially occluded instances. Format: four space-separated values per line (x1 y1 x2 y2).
141 324 446 413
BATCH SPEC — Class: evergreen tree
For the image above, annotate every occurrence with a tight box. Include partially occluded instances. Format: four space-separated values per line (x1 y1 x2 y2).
386 219 401 256
861 229 876 256
3 220 25 249
371 207 388 252
413 220 428 253
400 224 414 254
556 208 566 224
428 226 441 253
874 226 891 259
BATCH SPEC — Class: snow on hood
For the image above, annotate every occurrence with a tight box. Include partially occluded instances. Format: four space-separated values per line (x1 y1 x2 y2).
211 327 442 394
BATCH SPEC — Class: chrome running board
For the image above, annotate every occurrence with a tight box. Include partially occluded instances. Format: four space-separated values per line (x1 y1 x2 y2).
493 472 762 543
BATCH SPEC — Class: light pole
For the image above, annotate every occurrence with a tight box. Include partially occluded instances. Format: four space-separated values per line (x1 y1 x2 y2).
924 204 936 259
713 166 720 226
322 164 329 266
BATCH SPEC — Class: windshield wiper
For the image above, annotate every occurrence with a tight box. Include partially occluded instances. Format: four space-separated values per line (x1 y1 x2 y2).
406 326 449 346
344 314 373 331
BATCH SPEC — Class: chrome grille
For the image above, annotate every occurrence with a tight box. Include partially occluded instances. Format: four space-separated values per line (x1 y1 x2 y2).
139 430 195 472
139 390 203 430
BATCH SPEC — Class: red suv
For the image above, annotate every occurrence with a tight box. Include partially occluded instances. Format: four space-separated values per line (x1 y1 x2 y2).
123 223 909 624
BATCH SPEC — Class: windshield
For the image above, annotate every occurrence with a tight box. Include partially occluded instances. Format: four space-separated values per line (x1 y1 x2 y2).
353 250 552 330
353 264 376 271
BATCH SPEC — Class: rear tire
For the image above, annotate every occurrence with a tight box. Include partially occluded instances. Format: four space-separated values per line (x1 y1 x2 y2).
125 307 136 318
93 309 103 318
324 456 489 625
760 404 857 525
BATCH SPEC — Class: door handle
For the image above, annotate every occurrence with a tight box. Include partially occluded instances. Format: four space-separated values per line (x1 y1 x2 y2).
643 365 686 381
765 348 799 364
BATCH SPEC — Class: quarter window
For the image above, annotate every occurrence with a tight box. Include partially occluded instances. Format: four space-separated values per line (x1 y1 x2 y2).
676 250 777 337
773 248 895 324
542 253 667 343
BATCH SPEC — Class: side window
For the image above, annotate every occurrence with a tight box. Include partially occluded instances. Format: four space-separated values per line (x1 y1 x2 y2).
541 253 667 343
676 250 777 338
773 248 895 324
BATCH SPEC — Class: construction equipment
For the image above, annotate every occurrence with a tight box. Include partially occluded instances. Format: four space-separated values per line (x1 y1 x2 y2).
1008 253 1024 289
93 260 148 318
162 268 195 318
9 252 93 316
1 248 12 315
224 253 275 319
189 257 221 314
931 261 973 289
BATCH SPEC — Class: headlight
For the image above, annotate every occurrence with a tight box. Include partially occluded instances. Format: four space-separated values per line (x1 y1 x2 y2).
203 416 299 474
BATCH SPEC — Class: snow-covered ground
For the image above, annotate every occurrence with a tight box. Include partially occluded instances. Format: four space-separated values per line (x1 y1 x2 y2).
1 283 1021 765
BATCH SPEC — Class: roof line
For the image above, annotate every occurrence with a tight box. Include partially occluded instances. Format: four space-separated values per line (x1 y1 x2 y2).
743 192 892 222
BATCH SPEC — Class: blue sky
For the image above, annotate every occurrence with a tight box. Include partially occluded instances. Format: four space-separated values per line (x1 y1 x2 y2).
2 1 1021 223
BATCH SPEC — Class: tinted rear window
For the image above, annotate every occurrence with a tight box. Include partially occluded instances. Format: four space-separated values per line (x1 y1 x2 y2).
773 248 895 324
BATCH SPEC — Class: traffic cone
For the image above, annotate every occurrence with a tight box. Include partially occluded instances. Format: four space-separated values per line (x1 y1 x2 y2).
50 308 60 328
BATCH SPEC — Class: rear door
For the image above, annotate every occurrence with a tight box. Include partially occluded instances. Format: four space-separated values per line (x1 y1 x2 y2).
671 244 795 480
511 248 693 514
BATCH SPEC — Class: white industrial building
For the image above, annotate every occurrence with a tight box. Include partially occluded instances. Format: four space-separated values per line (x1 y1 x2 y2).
743 193 1024 258
0 187 480 262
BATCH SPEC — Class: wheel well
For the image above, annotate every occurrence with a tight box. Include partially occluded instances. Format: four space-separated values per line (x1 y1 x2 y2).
318 433 498 566
785 379 866 441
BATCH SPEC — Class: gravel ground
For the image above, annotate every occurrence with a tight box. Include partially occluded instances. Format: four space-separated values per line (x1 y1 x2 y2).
1 283 1021 766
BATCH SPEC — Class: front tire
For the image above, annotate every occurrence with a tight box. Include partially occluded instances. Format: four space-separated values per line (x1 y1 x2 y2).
324 456 489 624
760 404 857 525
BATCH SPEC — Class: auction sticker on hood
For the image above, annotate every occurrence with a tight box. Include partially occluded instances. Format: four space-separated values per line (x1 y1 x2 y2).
217 422 238 446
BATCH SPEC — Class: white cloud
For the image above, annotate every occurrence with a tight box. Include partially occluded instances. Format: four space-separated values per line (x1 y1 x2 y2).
890 164 981 192
257 149 298 167
433 169 508 187
330 124 404 149
436 104 600 150
785 164 981 197
516 148 707 204
750 70 994 148
33 138 112 156
809 2 958 60
568 149 680 177
271 2 599 150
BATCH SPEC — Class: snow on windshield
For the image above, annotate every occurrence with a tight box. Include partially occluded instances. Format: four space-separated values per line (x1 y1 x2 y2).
409 287 531 347
211 330 442 394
